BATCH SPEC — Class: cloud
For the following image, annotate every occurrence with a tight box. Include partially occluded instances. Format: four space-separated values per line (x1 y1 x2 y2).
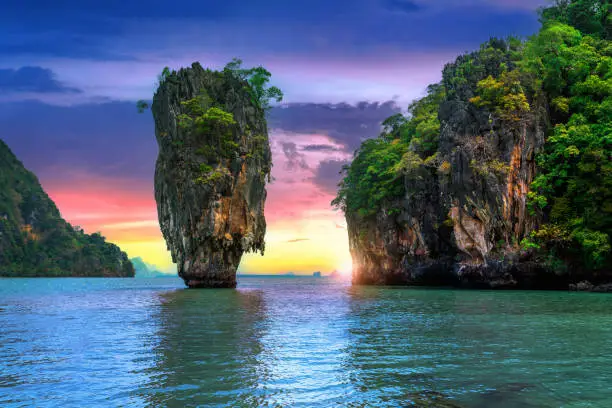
432 0 549 11
269 101 400 151
383 0 423 13
281 142 309 171
313 159 350 195
0 100 155 184
101 220 160 230
0 99 398 207
0 0 541 70
0 0 540 106
302 144 342 152
5 51 453 106
0 100 387 192
286 238 310 243
0 67 82 94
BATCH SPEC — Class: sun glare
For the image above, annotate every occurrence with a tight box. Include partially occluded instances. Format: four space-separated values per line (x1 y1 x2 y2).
339 259 353 277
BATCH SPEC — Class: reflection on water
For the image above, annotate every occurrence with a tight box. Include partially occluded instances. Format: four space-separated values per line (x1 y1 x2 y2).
248 278 353 405
1 277 612 407
344 287 612 407
139 288 270 406
0 278 167 407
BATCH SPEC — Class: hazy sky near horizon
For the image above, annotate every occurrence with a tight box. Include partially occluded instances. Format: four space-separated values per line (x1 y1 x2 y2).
0 0 548 274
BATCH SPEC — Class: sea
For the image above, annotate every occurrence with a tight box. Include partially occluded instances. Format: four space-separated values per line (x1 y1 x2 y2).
1 276 611 407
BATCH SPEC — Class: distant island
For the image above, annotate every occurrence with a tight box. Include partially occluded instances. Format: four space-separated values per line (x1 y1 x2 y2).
0 140 134 278
131 257 173 278
236 272 341 278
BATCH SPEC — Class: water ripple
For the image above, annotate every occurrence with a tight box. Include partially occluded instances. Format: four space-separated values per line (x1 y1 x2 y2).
1 278 612 407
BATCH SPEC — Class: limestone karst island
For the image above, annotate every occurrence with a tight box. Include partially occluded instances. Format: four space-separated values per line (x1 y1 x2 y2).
1 0 611 406
150 62 274 288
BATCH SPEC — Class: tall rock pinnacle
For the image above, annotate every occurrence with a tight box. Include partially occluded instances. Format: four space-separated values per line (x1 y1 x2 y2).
152 62 272 288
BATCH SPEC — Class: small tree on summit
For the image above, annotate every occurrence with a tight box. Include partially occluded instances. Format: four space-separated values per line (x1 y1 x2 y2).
223 58 284 110
137 60 283 113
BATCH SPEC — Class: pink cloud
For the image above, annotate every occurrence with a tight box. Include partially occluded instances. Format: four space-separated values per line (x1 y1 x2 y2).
264 130 350 223
40 171 158 241
39 130 348 251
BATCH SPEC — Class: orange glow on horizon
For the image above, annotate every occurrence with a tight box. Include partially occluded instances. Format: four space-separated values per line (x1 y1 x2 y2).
40 131 353 275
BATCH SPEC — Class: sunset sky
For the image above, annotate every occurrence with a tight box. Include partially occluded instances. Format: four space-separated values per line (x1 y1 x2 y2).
0 0 547 274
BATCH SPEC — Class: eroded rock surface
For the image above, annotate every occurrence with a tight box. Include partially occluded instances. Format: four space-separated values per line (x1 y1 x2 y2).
152 63 271 288
346 41 603 290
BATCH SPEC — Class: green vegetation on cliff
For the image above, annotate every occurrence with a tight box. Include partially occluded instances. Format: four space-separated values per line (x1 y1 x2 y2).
0 140 134 277
524 13 612 268
335 0 612 271
138 58 283 113
150 60 276 287
139 59 281 186
223 58 284 110
332 84 444 217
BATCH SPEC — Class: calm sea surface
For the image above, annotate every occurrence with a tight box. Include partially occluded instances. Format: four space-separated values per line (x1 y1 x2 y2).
1 277 611 407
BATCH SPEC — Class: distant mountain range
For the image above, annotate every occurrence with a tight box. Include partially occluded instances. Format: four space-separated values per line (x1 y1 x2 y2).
237 271 344 278
131 257 174 278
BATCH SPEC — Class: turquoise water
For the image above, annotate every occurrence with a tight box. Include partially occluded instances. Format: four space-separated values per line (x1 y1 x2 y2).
1 277 612 407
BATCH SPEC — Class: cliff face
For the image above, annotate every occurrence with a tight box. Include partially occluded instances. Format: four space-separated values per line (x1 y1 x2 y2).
152 63 271 288
348 93 555 287
345 37 608 290
0 140 134 277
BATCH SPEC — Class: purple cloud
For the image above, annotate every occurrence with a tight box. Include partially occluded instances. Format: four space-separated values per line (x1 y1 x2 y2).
0 67 82 94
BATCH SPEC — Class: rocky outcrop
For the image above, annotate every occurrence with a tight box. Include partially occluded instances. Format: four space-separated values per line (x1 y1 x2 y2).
0 140 134 277
152 63 271 288
346 41 609 290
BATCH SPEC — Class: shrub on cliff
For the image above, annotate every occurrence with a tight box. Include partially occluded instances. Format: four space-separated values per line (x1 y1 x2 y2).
137 58 284 113
332 84 444 217
223 58 284 110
